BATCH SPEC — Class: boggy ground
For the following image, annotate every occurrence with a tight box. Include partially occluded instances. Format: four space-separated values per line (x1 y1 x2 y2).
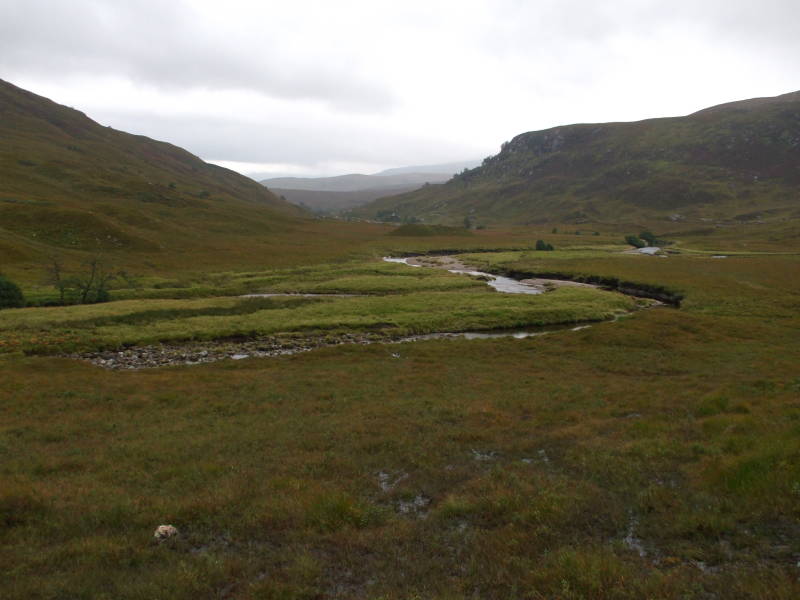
2 234 800 599
0 258 638 359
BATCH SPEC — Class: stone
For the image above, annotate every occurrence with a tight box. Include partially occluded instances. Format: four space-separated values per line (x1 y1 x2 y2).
154 524 179 542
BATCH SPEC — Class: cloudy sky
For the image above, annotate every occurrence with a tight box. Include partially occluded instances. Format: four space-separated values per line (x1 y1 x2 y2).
1 0 798 178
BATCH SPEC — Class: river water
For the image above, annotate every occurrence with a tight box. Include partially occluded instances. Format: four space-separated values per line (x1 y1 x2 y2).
383 256 543 295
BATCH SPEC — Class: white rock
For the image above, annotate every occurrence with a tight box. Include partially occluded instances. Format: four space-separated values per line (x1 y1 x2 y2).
154 524 179 542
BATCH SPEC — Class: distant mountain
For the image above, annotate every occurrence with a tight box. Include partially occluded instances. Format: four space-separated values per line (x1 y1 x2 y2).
0 79 303 268
261 172 451 193
374 160 481 176
260 162 479 213
350 91 800 226
270 185 436 214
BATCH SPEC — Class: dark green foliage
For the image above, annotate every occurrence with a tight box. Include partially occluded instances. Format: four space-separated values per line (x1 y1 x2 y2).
639 230 657 245
625 235 646 248
535 240 555 251
0 275 24 309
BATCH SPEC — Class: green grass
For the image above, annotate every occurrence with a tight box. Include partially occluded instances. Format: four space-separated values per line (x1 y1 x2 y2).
0 260 636 355
2 232 800 598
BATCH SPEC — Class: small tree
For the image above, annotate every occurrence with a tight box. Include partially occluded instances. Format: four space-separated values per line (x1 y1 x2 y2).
44 256 70 304
74 257 115 304
45 256 115 305
0 275 25 309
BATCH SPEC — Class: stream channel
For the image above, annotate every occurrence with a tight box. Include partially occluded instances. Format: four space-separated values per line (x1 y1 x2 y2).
75 255 617 369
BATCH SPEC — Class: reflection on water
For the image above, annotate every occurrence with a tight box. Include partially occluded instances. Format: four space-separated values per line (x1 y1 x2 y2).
383 256 542 295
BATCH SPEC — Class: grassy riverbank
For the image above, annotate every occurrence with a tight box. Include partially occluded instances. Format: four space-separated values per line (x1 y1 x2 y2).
2 231 800 599
0 260 637 356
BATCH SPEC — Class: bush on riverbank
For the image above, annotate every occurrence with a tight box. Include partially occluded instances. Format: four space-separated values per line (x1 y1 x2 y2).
0 275 25 309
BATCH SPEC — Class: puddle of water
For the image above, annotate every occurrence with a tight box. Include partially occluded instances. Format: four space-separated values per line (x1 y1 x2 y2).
624 514 647 558
396 322 583 344
471 449 499 461
397 494 431 517
378 471 408 492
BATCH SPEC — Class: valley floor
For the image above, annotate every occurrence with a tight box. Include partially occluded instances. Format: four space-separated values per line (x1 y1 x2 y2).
2 230 800 599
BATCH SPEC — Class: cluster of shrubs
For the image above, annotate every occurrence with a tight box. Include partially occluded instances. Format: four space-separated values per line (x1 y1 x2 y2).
0 275 25 309
535 239 555 251
625 230 664 248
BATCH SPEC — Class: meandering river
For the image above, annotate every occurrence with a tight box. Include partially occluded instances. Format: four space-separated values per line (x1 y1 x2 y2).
74 254 628 369
383 256 545 295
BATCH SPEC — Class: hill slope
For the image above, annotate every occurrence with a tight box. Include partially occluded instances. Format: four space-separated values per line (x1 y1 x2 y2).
0 79 305 271
351 90 800 226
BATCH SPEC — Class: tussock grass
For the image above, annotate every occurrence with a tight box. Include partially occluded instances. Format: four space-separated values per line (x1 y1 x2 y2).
0 270 634 354
2 238 800 598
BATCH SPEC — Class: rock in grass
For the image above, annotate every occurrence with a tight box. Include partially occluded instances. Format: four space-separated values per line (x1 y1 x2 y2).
154 524 179 542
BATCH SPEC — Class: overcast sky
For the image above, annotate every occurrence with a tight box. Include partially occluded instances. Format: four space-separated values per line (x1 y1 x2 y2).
1 0 798 178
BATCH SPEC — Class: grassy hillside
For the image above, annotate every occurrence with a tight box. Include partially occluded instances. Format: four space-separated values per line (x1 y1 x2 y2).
351 90 800 227
0 79 309 276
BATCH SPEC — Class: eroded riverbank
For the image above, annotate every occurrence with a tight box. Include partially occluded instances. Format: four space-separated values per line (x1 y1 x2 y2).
71 321 605 370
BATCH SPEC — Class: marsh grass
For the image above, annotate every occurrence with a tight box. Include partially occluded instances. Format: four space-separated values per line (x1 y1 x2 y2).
0 259 637 355
0 287 635 355
2 240 800 598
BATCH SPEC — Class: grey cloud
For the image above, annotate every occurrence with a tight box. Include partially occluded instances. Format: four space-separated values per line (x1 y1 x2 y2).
0 0 395 112
480 0 800 58
91 109 485 167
